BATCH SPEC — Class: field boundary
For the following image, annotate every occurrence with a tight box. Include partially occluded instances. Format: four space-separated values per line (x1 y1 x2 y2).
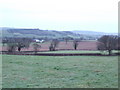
1 51 120 56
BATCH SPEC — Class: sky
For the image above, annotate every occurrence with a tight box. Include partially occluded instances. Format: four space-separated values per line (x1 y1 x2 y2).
0 0 119 33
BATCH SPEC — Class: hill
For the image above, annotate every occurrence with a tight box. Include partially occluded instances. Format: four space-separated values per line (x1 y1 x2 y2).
0 27 117 39
0 27 80 39
72 30 117 35
71 30 118 39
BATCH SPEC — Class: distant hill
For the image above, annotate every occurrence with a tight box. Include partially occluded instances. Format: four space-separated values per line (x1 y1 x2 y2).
0 27 118 39
72 30 117 35
0 27 80 39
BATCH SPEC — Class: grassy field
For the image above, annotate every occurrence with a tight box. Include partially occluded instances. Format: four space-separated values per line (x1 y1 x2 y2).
2 55 118 88
39 50 119 55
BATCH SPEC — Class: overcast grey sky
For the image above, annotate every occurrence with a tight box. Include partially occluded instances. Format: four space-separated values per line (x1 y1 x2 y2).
0 0 119 33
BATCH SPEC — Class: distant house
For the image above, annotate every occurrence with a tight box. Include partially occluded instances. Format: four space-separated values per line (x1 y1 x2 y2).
33 39 44 43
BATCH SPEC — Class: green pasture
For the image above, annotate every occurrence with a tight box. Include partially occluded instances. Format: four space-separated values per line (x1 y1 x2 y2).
2 55 118 88
39 50 119 55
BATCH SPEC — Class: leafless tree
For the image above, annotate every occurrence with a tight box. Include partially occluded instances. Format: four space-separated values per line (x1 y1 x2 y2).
2 38 8 46
16 38 32 51
97 35 118 55
33 43 41 54
5 38 32 52
7 43 17 52
64 37 70 44
115 36 120 50
73 40 79 50
49 39 59 51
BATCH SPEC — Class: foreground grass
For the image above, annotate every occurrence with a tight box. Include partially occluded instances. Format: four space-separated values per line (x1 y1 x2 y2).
2 55 118 88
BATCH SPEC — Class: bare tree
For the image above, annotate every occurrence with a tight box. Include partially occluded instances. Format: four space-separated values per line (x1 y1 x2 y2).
33 43 41 54
16 38 32 51
5 38 32 52
73 40 79 50
115 36 120 50
2 38 8 46
64 37 70 44
97 35 118 55
5 38 16 52
7 43 17 52
49 39 59 51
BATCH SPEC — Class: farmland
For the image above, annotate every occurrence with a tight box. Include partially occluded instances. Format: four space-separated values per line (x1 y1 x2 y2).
2 55 118 88
1 41 98 51
1 36 119 88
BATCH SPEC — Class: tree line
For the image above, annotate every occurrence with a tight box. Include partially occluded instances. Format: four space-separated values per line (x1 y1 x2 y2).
2 35 120 55
2 37 81 52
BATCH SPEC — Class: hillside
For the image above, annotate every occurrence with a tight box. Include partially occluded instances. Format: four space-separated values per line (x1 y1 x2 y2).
0 27 117 39
72 30 117 35
71 30 118 39
0 27 80 39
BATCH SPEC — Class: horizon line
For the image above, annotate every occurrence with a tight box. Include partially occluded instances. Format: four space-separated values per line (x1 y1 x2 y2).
0 27 118 34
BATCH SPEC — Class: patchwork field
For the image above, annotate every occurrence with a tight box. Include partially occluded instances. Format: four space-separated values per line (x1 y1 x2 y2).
2 55 118 88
